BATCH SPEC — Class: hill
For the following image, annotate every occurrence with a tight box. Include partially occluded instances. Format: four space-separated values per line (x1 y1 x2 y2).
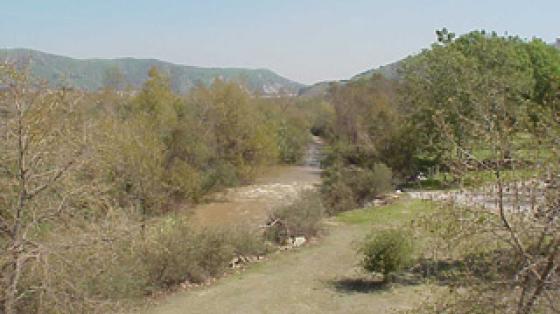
350 60 403 81
0 49 304 95
298 81 335 98
299 60 404 98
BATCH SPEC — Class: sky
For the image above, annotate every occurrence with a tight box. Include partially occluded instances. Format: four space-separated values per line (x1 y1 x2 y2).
1 0 559 84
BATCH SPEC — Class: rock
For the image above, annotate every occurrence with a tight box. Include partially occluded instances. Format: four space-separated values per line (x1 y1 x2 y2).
373 199 387 206
246 256 258 263
229 256 242 268
292 236 306 247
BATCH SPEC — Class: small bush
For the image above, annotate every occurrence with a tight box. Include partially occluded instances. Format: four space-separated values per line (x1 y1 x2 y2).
264 190 325 244
359 229 413 281
226 225 269 256
322 163 393 213
141 218 266 288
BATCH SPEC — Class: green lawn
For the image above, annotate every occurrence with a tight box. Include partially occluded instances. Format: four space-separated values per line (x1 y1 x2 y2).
336 198 436 226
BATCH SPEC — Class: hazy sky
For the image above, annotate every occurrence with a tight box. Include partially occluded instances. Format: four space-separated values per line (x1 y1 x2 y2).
1 0 559 84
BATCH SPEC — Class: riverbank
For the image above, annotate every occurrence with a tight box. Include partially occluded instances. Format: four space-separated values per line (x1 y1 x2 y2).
189 136 324 227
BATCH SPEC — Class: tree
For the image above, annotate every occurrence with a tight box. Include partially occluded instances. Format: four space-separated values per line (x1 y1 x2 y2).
400 30 535 171
525 39 560 105
188 80 277 183
0 64 86 313
409 30 560 313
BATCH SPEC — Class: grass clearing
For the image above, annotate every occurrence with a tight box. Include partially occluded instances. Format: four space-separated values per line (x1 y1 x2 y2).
336 197 436 226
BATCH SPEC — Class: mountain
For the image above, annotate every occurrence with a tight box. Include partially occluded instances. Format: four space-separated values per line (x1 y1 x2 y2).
0 49 304 95
350 60 403 81
299 60 404 98
298 81 334 98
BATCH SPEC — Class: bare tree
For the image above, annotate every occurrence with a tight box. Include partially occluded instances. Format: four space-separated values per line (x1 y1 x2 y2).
428 80 560 313
0 64 85 314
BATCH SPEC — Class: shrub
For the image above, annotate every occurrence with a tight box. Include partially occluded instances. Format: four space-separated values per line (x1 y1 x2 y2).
142 217 268 288
321 162 393 213
264 190 325 244
359 229 413 281
168 159 203 201
226 225 269 256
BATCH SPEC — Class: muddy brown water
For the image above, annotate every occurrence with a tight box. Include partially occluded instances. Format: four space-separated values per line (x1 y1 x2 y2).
189 136 324 227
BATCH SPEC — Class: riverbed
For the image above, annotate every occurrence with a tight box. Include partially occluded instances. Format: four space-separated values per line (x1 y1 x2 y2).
189 136 324 226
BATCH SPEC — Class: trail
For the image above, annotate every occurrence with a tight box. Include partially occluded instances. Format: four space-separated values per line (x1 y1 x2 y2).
141 220 429 314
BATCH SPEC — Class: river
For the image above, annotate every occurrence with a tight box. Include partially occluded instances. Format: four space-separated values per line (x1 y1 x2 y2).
189 136 324 226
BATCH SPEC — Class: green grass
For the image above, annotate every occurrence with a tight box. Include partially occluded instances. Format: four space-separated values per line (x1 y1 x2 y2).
336 198 436 226
461 168 536 186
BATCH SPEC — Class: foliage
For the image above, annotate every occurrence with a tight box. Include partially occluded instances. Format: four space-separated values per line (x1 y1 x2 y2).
141 218 265 288
321 155 393 213
399 30 560 173
359 229 413 280
404 29 560 314
319 73 406 213
0 64 316 313
6 213 267 313
92 68 308 214
258 97 325 164
264 190 325 244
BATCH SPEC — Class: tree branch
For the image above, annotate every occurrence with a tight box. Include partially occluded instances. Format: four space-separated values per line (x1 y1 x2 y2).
26 157 77 200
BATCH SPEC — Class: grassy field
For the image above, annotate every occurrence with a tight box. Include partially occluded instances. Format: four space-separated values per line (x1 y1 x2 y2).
336 198 435 225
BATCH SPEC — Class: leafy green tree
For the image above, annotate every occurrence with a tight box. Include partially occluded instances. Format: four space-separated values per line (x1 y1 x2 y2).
525 39 560 105
188 80 277 184
133 67 179 136
400 30 536 169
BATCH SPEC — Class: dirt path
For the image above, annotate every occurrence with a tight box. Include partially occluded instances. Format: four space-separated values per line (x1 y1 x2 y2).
141 218 432 314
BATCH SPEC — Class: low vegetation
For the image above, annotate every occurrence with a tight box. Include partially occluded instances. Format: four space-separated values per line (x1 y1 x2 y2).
264 190 325 244
0 62 328 313
359 229 414 282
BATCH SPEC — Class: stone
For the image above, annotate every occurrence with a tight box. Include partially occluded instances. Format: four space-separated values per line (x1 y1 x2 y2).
293 236 306 247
